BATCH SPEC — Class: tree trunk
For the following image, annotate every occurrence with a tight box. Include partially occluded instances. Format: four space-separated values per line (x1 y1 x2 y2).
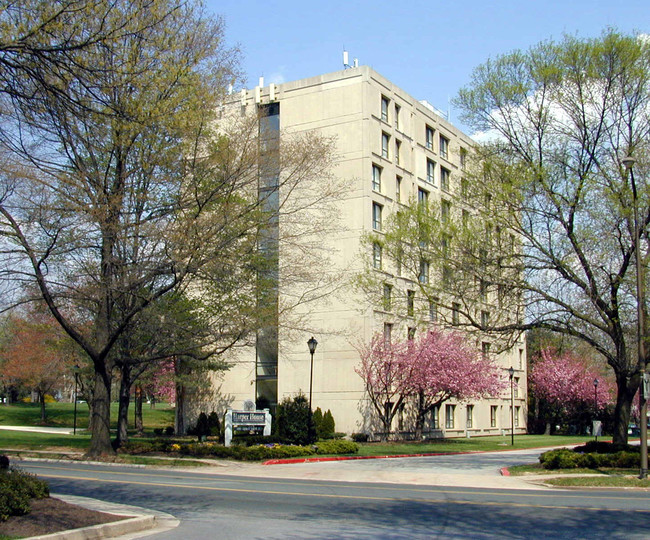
544 422 551 436
114 364 132 448
135 385 144 435
612 372 639 445
414 391 426 440
87 369 114 457
174 358 186 436
38 389 46 423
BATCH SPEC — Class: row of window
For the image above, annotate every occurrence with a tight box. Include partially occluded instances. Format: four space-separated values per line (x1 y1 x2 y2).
418 403 521 430
372 162 453 201
381 95 464 166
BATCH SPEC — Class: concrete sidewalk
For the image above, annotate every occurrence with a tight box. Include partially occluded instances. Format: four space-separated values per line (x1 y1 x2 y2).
0 425 75 435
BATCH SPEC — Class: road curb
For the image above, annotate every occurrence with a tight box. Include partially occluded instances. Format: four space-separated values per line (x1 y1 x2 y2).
500 467 510 476
25 494 180 540
27 515 156 540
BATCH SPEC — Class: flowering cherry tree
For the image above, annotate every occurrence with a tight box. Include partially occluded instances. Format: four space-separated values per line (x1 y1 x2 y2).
356 335 411 439
530 348 614 433
406 328 505 437
357 327 506 438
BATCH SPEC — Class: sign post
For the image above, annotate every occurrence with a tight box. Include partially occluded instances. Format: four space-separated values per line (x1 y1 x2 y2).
225 409 272 447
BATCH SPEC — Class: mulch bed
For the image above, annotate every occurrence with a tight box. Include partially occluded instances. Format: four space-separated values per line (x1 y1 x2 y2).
0 497 127 538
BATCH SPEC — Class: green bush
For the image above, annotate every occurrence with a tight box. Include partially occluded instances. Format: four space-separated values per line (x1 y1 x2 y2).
0 469 49 522
314 440 359 455
540 447 641 470
351 433 369 443
276 395 315 445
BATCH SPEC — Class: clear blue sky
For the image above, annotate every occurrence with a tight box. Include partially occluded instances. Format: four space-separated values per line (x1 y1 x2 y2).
206 0 649 131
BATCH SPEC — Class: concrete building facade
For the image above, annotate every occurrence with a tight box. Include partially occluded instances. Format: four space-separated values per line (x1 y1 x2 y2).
202 66 527 438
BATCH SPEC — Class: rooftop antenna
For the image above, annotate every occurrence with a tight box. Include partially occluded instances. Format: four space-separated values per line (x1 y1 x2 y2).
343 49 351 69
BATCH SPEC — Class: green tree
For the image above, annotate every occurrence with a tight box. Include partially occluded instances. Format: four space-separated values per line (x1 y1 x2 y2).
276 395 316 446
450 30 650 444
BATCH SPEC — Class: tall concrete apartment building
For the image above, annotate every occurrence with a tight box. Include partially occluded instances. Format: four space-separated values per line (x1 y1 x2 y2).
204 65 527 437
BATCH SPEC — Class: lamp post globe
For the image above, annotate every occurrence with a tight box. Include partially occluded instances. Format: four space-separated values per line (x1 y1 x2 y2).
307 337 318 411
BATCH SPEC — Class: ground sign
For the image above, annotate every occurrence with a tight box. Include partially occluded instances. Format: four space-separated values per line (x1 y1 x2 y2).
224 409 272 446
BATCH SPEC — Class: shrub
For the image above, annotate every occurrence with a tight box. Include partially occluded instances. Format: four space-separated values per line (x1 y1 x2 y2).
276 395 316 445
207 412 221 436
0 469 49 522
351 433 369 443
314 440 359 455
540 447 641 469
195 412 210 441
165 426 175 437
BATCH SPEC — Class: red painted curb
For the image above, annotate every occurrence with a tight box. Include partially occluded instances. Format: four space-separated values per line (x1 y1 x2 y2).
500 467 510 476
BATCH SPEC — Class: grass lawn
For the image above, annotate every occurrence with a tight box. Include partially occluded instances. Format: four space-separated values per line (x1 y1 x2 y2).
0 402 174 431
508 461 650 488
355 434 592 457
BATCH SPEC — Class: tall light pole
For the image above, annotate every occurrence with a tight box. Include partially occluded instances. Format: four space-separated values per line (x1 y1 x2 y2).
622 155 648 479
73 365 80 435
307 337 318 411
593 378 599 443
508 366 515 446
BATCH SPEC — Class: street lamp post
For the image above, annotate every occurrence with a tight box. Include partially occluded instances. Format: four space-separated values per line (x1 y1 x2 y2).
307 337 318 411
593 378 599 443
622 156 648 479
508 366 515 446
73 365 80 435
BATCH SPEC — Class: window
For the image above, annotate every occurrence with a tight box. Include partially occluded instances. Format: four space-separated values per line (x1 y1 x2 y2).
461 177 469 197
466 405 474 429
462 209 470 229
425 125 434 150
429 299 438 321
441 234 449 257
383 322 393 343
381 96 389 122
407 289 415 317
514 377 519 398
443 265 452 287
418 187 429 205
426 159 435 184
445 404 455 429
452 302 460 325
460 147 467 169
480 281 488 301
395 140 401 165
440 135 449 159
481 310 490 328
440 167 450 192
396 176 402 203
373 242 382 269
372 202 383 231
382 132 390 159
441 199 451 224
514 406 520 427
431 406 439 429
490 405 498 428
419 259 429 284
407 327 416 340
372 164 382 192
519 349 524 369
481 341 491 359
394 104 400 129
383 283 392 310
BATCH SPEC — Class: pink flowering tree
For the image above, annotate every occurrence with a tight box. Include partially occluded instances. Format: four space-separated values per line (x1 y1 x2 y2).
357 327 505 439
356 334 411 439
405 328 506 438
530 348 614 434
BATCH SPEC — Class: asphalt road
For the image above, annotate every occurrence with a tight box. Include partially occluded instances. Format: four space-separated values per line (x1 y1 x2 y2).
21 455 650 540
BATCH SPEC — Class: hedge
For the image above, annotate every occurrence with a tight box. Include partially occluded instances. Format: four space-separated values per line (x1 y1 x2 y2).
118 439 360 461
539 447 640 470
0 468 50 522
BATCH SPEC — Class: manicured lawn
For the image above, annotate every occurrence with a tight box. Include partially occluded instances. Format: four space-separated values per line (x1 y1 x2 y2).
0 402 174 430
355 434 593 457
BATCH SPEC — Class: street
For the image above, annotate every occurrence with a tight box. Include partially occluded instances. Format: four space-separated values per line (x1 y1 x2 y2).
21 450 650 540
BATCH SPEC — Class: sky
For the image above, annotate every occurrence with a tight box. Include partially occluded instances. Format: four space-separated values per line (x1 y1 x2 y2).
205 0 649 133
